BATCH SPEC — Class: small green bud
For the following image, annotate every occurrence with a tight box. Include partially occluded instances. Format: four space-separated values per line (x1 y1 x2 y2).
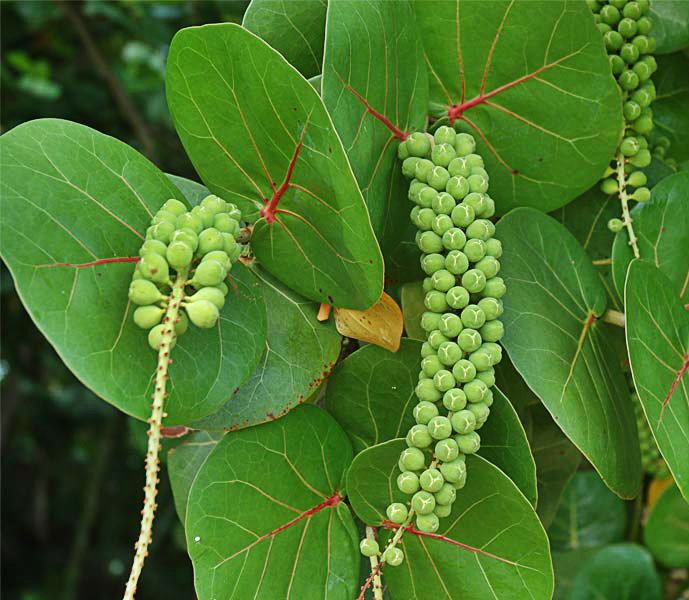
421 311 442 333
428 329 450 350
457 328 482 353
417 231 444 254
629 148 651 167
397 470 420 494
601 178 619 195
384 547 404 567
386 502 409 524
201 194 227 215
416 207 435 230
198 227 225 255
600 4 620 24
435 438 459 462
166 240 193 270
467 402 490 424
407 132 432 157
191 205 215 228
478 297 503 320
637 15 652 35
617 18 638 39
468 349 493 372
443 388 467 411
632 34 650 54
608 218 624 233
360 538 379 557
133 305 165 329
452 359 477 383
432 370 456 394
185 299 220 329
414 158 435 183
176 212 204 234
411 490 436 515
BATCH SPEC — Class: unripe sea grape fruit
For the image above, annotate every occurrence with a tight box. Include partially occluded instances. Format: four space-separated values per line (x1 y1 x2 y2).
443 388 467 411
421 311 442 332
172 228 199 252
191 260 226 287
483 277 506 298
201 194 227 215
166 240 193 270
434 482 457 506
425 290 449 313
139 253 170 284
419 468 445 492
476 367 495 388
435 438 459 462
480 320 504 342
407 132 432 157
432 370 455 393
433 192 456 215
187 286 226 310
434 503 452 518
437 341 462 366
148 323 176 352
464 238 487 262
427 166 451 191
434 125 456 146
360 538 379 557
446 285 470 310
386 502 409 524
185 299 220 329
402 157 421 178
406 425 433 449
139 239 167 258
476 256 500 279
464 379 489 403
175 310 189 336
416 378 442 402
129 279 164 305
413 401 439 425
191 205 215 228
427 415 452 439
455 431 481 454
152 210 177 225
439 312 463 337
414 159 434 182
161 199 188 216
445 250 469 275
451 202 475 228
455 133 476 156
384 547 404 567
439 457 466 483
133 305 165 329
448 156 471 178
431 143 457 167
415 512 440 533
176 212 204 234
411 491 436 515
457 328 482 353
202 250 232 271
467 402 490 423
442 228 467 251
150 221 175 244
452 359 476 383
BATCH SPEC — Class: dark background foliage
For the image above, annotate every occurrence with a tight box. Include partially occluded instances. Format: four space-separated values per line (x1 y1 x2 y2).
1 2 247 598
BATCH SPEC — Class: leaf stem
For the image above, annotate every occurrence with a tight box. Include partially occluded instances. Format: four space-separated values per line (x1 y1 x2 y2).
123 266 189 600
601 309 625 328
615 151 641 259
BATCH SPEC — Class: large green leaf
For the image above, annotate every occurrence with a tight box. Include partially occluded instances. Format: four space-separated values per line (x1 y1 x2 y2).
168 431 222 522
649 0 689 54
643 483 689 568
497 207 642 498
625 261 689 500
654 52 689 163
242 0 327 79
166 23 384 309
400 281 426 341
185 405 359 599
568 544 662 600
322 0 428 278
526 405 582 528
324 338 419 453
347 440 553 600
0 119 266 425
188 264 342 431
612 171 689 301
547 471 627 551
552 187 621 309
325 339 537 501
415 0 622 214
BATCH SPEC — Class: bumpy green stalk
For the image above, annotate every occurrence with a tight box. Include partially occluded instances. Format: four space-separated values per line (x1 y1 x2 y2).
123 266 189 600
614 149 640 258
365 526 384 600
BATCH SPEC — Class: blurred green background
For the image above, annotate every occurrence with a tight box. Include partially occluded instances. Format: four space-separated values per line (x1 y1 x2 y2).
1 2 247 598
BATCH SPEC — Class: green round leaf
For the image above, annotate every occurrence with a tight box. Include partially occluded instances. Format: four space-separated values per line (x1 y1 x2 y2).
498 207 642 499
186 405 358 599
322 0 428 280
415 0 622 214
649 0 689 55
166 23 384 310
347 440 553 599
400 281 426 341
644 484 689 568
0 119 266 425
547 471 627 551
569 544 662 600
242 0 327 79
613 171 689 301
625 261 689 500
188 264 342 431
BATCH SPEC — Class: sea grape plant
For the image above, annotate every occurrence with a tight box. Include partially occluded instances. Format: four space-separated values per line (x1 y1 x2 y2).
1 1 687 599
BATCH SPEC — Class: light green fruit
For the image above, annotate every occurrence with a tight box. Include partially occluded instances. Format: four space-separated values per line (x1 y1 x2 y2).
442 228 467 252
415 513 440 533
129 279 164 305
451 202 475 228
437 341 462 366
431 143 457 168
166 241 193 270
468 349 493 372
202 250 232 271
445 250 469 275
434 482 456 506
171 227 199 252
161 199 188 216
478 297 503 320
139 253 170 284
150 221 175 244
413 401 439 425
384 547 404 567
185 299 220 329
402 157 422 178
191 260 226 287
427 166 450 191
480 320 504 342
419 468 445 492
455 431 481 454
197 228 225 255
398 140 410 160
463 238 486 263
446 286 470 310
476 256 500 279
451 409 477 434
467 402 490 423
455 133 476 156
406 424 433 449
175 310 189 336
434 503 452 518
147 323 176 352
434 125 456 146
482 277 506 298
397 471 420 494
191 205 215 228
407 132 432 157
432 370 455 394
421 312 442 333
461 304 486 329
152 210 177 225
213 212 240 235
435 438 459 462
448 156 471 178
432 192 456 215
187 286 226 310
201 194 227 215
416 378 442 403
476 368 495 388
176 212 204 234
222 233 241 261
443 388 467 412
411 491 436 515
457 328 482 353
438 313 463 337
439 457 466 483
139 239 167 258
133 305 165 329
360 538 379 557
464 379 489 403
387 502 409 525
432 214 454 237
427 415 453 439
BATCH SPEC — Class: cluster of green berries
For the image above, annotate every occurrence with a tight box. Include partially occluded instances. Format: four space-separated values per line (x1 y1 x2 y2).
587 0 656 232
358 127 504 567
633 393 670 479
128 195 242 350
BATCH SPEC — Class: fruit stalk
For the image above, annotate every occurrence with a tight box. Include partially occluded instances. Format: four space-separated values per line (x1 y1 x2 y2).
615 150 640 259
365 526 383 600
123 265 189 600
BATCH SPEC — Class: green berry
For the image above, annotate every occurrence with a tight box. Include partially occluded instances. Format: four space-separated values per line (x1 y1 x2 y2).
623 100 641 121
425 290 449 313
452 359 476 384
468 348 493 371
407 132 432 157
191 260 226 287
601 178 619 195
166 240 193 270
450 202 475 228
637 15 652 34
623 1 642 19
437 341 462 366
467 402 490 424
433 192 456 215
398 140 410 160
446 285 470 310
443 388 467 412
432 370 456 394
597 22 612 34
466 220 493 241
461 269 487 293
434 503 452 518
139 239 168 258
416 378 442 402
445 250 469 275
475 368 495 388
475 256 500 279
415 513 440 533
400 447 427 470
485 238 502 258
129 279 164 305
633 61 652 82
414 401 439 425
467 173 489 194
421 311 442 332
631 115 653 135
427 166 451 191
191 205 215 228
427 415 453 439
161 199 188 216
421 342 434 358
608 218 624 233
435 438 459 462
153 210 177 225
397 471 420 494
604 30 624 51
402 157 422 178
411 490 436 515
139 253 170 284
483 277 506 298
446 175 470 200
418 231 444 254
478 297 503 320
150 221 176 244
455 431 481 454
175 310 189 336
213 213 240 235
632 34 650 53
434 482 457 506
428 329 450 349
431 143 457 167
421 354 442 377
387 502 409 524
618 18 638 38
432 214 454 236
480 320 504 342
632 187 650 202
461 304 486 329
601 4 620 24
434 125 456 146
448 156 471 177
618 70 640 90
463 192 487 216
185 299 220 328
148 323 175 351
197 227 225 255
172 227 199 252
457 328 482 353
421 253 445 275
451 409 477 434
414 159 435 182
438 313 463 337
455 133 476 156
360 538 379 557
202 250 232 271
464 379 489 403
187 286 226 310
176 212 204 234
463 239 487 262
629 148 651 167
406 424 433 449
439 457 466 483
420 468 445 492
482 342 503 365
621 137 640 157
384 547 404 567
133 305 165 329
431 267 455 292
